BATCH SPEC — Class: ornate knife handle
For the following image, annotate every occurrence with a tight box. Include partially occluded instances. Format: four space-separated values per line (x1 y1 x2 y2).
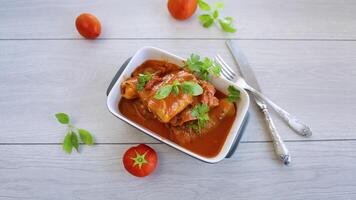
260 104 291 165
249 87 312 137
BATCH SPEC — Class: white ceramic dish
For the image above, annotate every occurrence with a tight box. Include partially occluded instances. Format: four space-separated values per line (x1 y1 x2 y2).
106 46 250 163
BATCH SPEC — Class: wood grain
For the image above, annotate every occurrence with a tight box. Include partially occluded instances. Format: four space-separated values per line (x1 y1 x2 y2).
1 40 356 143
0 0 356 39
0 142 355 200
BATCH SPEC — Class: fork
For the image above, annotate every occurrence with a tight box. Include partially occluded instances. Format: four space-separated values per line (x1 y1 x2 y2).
215 55 312 137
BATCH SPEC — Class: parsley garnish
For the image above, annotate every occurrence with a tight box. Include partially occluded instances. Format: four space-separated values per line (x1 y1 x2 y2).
55 113 94 154
190 104 210 133
197 0 236 33
227 85 240 102
185 54 221 81
154 81 203 100
137 73 152 91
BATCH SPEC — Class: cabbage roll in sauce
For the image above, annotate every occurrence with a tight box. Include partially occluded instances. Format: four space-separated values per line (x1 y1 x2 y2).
119 60 238 158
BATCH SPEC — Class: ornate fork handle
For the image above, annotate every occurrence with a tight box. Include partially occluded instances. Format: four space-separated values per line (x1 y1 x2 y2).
259 104 291 165
247 87 312 137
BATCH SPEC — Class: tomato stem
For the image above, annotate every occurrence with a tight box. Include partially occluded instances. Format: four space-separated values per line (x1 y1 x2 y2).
130 150 148 169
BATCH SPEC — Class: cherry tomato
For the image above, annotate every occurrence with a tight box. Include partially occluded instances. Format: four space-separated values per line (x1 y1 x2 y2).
75 13 101 39
123 144 158 177
167 0 198 20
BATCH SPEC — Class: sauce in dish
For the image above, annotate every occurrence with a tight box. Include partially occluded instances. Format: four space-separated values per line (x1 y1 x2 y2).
119 60 238 157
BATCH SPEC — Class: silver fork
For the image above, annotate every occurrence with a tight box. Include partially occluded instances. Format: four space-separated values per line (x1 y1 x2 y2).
215 54 312 137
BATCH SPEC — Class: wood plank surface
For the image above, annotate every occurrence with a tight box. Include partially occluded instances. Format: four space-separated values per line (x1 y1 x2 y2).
0 40 355 143
0 141 355 200
1 0 356 199
1 0 356 39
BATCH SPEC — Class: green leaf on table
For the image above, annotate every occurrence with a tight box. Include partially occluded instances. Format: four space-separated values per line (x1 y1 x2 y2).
198 14 214 28
213 10 219 19
154 84 173 100
218 17 237 33
71 131 79 152
55 113 70 124
63 132 73 154
78 128 94 145
198 0 211 11
181 81 203 96
227 85 241 102
215 2 224 9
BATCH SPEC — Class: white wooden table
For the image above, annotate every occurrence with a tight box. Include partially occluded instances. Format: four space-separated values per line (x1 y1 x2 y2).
1 0 356 199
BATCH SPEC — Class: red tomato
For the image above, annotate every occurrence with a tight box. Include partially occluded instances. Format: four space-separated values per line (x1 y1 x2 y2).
167 0 198 20
75 13 101 39
123 144 158 177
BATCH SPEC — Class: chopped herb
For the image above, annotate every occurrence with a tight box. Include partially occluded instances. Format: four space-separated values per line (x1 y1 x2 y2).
190 104 210 133
55 112 94 154
197 0 236 33
227 85 240 102
185 54 221 81
137 73 152 91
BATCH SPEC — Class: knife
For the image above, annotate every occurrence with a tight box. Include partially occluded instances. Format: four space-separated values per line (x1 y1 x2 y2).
226 40 291 165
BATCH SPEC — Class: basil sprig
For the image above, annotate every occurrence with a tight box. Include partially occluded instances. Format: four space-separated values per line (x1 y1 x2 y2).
198 0 236 33
55 113 94 154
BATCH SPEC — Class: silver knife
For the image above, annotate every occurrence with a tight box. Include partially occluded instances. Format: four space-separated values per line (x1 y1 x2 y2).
226 40 291 165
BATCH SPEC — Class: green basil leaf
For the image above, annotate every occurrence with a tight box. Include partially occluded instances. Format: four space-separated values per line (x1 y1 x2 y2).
198 14 214 28
71 131 79 152
218 18 237 33
55 113 70 124
190 83 203 96
154 85 173 99
172 85 179 95
213 10 219 19
198 0 211 11
63 132 73 154
181 82 203 96
78 128 94 145
215 2 224 9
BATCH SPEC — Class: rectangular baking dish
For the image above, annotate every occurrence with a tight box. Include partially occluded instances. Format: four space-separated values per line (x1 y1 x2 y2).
106 46 250 163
